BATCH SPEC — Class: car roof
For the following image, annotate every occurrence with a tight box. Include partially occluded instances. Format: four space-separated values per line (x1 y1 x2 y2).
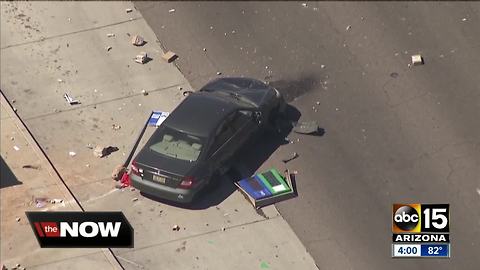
162 92 243 137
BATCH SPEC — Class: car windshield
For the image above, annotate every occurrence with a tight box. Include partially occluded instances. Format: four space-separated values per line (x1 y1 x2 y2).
148 127 205 162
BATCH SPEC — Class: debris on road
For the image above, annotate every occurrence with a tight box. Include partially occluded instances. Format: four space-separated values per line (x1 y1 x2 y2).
107 33 115 37
131 35 145 46
320 64 326 69
316 101 320 105
222 227 226 231
282 152 299 163
13 145 20 151
68 151 76 157
293 121 319 134
50 199 63 204
112 165 126 181
169 8 176 13
301 3 307 7
135 52 148 64
34 198 49 208
10 137 14 141
411 54 424 66
346 25 352 31
203 48 207 52
94 145 108 158
112 124 121 130
57 78 64 83
172 224 180 231
16 217 21 222
182 90 193 96
22 164 40 170
11 99 16 104
390 72 399 78
64 93 80 105
161 51 178 63
141 89 148 96
106 46 112 51
132 197 138 202
126 8 133 13
462 17 467 22
216 71 222 75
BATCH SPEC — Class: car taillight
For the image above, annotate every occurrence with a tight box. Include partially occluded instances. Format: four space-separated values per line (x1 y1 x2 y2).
179 176 196 189
131 160 140 176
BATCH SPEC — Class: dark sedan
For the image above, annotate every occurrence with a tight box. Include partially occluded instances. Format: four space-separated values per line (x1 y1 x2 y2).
129 77 286 203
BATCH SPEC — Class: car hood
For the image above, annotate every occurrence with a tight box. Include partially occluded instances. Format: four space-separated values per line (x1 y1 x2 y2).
200 77 275 107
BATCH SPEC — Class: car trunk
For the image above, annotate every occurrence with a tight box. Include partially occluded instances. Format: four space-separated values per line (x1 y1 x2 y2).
134 148 196 188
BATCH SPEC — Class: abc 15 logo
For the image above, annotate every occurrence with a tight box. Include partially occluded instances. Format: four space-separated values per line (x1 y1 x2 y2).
392 204 449 233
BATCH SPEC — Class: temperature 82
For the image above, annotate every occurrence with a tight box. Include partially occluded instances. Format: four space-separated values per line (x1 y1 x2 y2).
428 246 443 255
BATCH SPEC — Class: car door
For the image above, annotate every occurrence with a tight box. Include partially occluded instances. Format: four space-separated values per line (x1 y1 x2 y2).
229 110 258 147
207 115 236 175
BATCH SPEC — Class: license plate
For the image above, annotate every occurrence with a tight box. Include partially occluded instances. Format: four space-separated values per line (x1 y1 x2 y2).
152 174 166 184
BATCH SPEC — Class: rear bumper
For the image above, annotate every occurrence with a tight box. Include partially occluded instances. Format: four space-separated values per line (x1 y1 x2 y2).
130 173 204 203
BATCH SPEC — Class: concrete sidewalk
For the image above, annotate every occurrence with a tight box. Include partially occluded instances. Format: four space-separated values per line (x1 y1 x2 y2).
1 2 318 269
1 93 122 269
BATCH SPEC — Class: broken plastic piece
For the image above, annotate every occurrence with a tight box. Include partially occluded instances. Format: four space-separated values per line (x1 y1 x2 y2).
64 93 80 105
411 54 424 66
161 51 178 63
293 121 319 134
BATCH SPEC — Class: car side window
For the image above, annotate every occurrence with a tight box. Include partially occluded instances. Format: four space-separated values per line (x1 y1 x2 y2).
209 115 235 156
230 110 253 131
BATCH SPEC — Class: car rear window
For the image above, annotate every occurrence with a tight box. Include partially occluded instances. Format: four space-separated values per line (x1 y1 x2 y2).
149 128 204 162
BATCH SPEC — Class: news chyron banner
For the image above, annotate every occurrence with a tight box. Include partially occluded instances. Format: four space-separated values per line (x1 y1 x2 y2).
392 204 450 258
26 211 133 248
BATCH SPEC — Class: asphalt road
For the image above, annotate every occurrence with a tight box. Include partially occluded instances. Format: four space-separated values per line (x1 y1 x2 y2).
136 2 480 269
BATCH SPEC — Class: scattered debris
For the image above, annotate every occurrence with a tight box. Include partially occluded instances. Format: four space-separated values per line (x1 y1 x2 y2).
172 224 180 231
346 25 352 31
216 71 222 75
221 227 226 231
68 151 76 157
13 145 20 151
22 164 40 170
13 107 17 112
182 91 193 96
202 48 207 52
94 145 108 158
16 217 21 222
361 16 365 21
169 8 176 13
282 152 299 163
11 99 16 104
57 78 64 83
293 121 319 134
131 35 145 46
130 187 135 191
106 46 112 51
86 164 90 167
316 101 320 105
178 86 183 90
64 93 80 105
50 199 63 204
411 54 424 66
10 137 14 141
112 124 121 130
301 3 307 7
134 52 148 64
320 64 326 69
112 165 126 181
141 89 148 96
161 51 178 63
461 18 467 22
132 197 138 202
126 8 133 13
34 198 48 208
390 72 399 78
107 33 115 37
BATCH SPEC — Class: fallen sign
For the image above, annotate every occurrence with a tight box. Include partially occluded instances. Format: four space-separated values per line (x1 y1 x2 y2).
235 168 296 209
